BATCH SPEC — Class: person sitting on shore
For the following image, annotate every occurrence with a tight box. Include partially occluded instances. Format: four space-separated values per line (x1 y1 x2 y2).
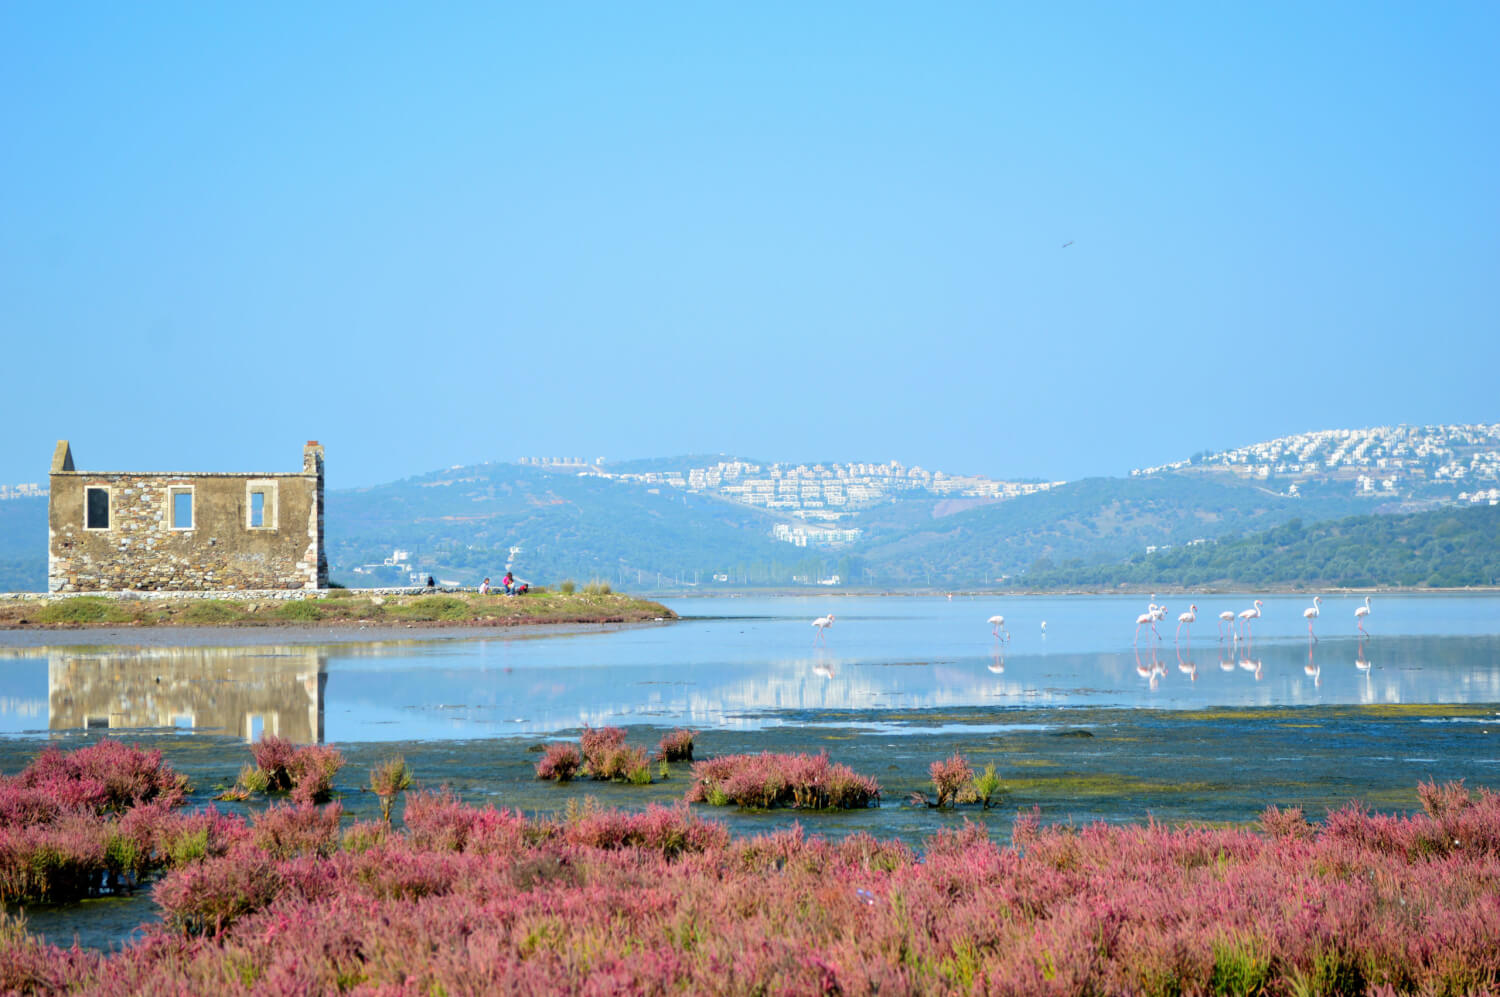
425 575 435 589
479 577 491 594
502 571 515 595
515 582 529 595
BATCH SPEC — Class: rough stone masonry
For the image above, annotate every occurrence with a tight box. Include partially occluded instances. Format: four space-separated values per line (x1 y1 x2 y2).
47 441 327 592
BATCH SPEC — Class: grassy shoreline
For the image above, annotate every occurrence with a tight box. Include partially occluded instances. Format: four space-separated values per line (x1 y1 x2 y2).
0 590 675 630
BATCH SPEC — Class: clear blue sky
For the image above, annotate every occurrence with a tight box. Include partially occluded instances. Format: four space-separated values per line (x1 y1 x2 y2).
2 3 1495 488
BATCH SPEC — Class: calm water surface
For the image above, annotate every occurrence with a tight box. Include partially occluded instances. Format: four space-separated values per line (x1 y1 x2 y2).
3 593 1494 739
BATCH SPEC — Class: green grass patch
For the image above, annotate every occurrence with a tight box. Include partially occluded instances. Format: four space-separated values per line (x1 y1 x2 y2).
36 597 134 625
273 600 323 623
180 600 247 624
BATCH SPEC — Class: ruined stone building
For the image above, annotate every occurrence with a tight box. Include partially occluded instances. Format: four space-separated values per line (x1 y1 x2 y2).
48 441 327 592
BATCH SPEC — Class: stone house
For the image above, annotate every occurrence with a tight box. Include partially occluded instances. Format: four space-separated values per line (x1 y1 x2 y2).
47 441 327 592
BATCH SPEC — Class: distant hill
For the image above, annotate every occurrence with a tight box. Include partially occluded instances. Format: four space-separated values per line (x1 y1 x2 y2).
327 462 824 588
4 426 1496 593
852 474 1377 586
1023 504 1500 589
1133 423 1500 506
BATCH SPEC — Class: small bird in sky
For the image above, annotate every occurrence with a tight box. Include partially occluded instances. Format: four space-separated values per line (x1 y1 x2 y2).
1062 240 1075 248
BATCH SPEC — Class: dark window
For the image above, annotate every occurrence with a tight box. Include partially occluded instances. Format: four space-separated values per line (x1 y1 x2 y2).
85 488 109 529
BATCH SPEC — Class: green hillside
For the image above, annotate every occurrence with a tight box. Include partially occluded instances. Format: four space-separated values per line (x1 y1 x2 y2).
855 474 1374 586
327 463 836 587
1023 504 1500 589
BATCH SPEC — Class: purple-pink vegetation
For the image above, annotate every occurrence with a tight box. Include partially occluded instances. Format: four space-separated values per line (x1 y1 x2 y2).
686 751 881 809
579 725 626 774
9 766 1500 993
0 740 194 905
929 752 974 809
655 728 697 763
534 742 581 782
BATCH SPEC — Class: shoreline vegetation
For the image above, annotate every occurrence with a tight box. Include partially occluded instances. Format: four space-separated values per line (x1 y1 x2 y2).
0 589 675 631
4 739 1500 992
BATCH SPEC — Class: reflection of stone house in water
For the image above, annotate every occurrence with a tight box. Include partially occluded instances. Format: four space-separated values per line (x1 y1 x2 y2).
47 441 327 592
49 647 326 743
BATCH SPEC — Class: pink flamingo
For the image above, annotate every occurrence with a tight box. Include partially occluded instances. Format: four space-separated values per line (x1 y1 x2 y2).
987 615 1010 641
812 614 835 644
1217 610 1236 641
1134 606 1163 646
1175 604 1198 643
1355 596 1372 635
1237 599 1263 641
1303 596 1321 642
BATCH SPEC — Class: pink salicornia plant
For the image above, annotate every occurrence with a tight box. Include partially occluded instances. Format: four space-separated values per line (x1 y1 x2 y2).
929 753 974 809
534 743 581 783
655 728 697 763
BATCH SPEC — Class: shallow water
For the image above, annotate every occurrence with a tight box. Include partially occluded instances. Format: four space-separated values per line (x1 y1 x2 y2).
2 593 1495 739
3 592 1499 949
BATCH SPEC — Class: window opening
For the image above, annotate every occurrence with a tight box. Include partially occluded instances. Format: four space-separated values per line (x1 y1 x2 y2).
250 491 265 527
85 488 109 529
171 489 194 530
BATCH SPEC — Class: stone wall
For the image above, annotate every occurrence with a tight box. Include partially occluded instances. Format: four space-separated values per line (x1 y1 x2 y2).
47 442 327 593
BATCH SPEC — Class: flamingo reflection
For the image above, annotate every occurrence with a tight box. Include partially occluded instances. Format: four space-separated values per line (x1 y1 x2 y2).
1135 646 1167 690
1176 645 1197 681
1304 643 1320 687
1238 652 1263 681
988 648 1005 674
1356 638 1372 674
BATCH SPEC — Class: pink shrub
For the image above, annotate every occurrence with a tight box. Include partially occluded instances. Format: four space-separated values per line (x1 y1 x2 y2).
535 743 582 782
655 728 697 763
153 844 283 937
251 803 343 860
562 803 729 858
1259 804 1314 840
248 735 299 791
288 744 344 805
579 725 627 775
1419 778 1474 819
686 751 880 810
2 740 187 820
929 753 974 809
402 789 528 853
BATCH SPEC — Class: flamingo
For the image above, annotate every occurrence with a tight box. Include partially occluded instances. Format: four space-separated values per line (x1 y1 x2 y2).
812 614 835 643
1175 604 1198 643
1355 596 1372 635
1303 596 1321 642
1133 607 1162 646
1217 610 1236 641
1237 600 1264 641
987 615 1010 641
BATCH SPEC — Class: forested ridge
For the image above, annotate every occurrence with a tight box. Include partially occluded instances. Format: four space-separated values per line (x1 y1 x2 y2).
1023 504 1500 589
